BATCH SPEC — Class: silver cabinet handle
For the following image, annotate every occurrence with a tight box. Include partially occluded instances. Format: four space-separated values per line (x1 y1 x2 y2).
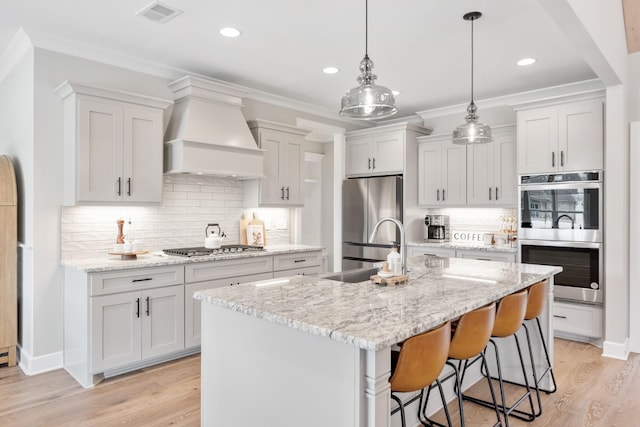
436 189 440 201
117 177 122 196
145 296 150 316
561 150 565 167
489 187 492 200
127 178 131 196
495 187 499 200
372 158 376 170
552 152 556 168
281 187 285 200
286 187 290 200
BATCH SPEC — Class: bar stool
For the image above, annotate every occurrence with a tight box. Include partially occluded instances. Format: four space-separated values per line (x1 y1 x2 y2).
462 289 535 426
422 302 502 427
389 321 451 427
522 280 557 416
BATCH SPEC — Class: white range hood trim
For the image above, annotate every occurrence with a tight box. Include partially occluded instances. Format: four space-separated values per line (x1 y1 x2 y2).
164 139 265 179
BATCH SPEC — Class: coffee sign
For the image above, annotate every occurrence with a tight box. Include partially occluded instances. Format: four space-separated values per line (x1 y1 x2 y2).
451 230 484 243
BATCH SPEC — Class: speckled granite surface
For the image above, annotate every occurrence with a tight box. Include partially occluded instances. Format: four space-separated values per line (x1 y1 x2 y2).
62 244 323 272
409 241 517 253
195 256 561 351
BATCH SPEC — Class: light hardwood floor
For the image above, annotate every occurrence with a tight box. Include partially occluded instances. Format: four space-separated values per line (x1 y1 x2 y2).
1 339 639 426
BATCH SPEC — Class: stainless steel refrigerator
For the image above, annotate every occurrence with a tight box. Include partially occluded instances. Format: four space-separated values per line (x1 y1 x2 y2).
342 175 403 270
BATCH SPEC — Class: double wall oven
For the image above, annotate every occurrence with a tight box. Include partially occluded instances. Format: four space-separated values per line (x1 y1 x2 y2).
518 171 603 305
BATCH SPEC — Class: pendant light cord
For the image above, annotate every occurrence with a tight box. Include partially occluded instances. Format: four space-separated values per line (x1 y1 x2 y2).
470 15 474 104
365 0 369 58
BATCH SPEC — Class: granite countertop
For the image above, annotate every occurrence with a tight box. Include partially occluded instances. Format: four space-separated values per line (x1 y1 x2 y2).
408 241 517 253
194 256 561 351
62 244 324 273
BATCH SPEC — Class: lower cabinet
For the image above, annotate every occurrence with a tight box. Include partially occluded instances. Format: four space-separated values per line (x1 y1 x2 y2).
91 285 184 372
553 301 603 340
407 246 456 258
273 251 322 278
407 245 515 262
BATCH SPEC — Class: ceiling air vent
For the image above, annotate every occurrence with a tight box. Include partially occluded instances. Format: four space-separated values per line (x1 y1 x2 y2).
136 1 183 23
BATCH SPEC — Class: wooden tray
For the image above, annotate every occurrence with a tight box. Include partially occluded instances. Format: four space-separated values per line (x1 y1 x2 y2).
370 274 409 286
108 250 148 260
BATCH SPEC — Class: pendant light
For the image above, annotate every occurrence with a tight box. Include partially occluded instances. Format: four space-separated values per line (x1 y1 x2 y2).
339 0 397 120
452 11 493 145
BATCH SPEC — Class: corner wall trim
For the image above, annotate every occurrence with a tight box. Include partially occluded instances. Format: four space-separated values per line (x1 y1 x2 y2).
17 346 63 375
602 338 630 360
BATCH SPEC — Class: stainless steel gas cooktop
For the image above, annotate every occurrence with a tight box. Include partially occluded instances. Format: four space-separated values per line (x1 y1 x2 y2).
163 245 264 257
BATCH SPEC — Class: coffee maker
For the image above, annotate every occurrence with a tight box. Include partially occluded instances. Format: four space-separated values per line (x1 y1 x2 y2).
424 215 450 242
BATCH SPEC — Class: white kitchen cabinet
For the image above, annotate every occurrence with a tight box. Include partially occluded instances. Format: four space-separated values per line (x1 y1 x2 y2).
247 120 306 206
455 249 516 263
272 250 322 278
407 245 456 258
345 123 431 177
417 136 467 206
91 285 184 372
516 96 604 174
553 301 603 340
56 82 172 205
184 256 274 348
467 125 517 206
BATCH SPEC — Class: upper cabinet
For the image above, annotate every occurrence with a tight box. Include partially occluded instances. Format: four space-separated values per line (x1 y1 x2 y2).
246 120 307 206
466 125 517 206
345 123 431 177
516 95 604 175
56 82 172 205
417 136 467 206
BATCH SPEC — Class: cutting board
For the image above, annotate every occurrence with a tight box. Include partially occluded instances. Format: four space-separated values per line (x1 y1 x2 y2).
244 213 266 247
239 213 250 244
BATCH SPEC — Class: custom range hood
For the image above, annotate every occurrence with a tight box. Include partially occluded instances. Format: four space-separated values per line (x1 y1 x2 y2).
164 76 264 178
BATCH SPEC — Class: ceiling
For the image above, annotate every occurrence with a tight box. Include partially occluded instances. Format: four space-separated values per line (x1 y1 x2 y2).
0 0 603 121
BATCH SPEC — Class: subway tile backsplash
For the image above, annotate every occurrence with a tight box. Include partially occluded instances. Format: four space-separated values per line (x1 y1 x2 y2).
427 207 517 233
61 175 291 261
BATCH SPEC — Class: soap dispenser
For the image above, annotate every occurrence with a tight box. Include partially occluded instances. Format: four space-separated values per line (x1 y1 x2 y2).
387 246 402 276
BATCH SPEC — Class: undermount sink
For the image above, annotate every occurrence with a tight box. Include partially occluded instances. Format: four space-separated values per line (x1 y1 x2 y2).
321 267 379 283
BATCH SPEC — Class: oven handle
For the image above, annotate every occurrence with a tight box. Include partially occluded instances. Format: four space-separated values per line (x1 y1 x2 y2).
518 182 602 191
519 239 602 249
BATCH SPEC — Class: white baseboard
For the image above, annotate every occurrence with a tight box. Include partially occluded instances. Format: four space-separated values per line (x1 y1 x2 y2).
602 338 629 360
18 346 63 375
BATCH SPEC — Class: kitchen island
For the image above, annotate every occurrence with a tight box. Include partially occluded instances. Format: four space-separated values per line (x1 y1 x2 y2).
195 256 562 427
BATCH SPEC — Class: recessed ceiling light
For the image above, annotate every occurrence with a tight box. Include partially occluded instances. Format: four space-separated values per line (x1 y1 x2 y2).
392 90 400 96
517 58 537 66
220 27 242 38
323 67 339 74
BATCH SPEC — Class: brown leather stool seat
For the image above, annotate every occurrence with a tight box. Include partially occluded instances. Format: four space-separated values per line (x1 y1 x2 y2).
389 321 451 427
462 289 536 426
422 302 501 427
521 280 557 416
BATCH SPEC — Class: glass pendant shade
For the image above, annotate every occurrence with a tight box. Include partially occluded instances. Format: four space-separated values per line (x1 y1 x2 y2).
339 0 397 120
452 101 493 144
340 56 397 119
453 11 492 145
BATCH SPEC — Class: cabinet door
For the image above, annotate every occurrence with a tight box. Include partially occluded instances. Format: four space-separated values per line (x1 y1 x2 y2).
517 107 558 174
91 292 141 372
442 143 467 205
184 272 273 348
283 135 304 205
77 98 123 202
260 130 285 205
494 137 517 205
141 285 184 359
558 99 603 172
418 143 443 206
466 142 494 205
123 106 164 202
345 137 372 176
372 133 404 174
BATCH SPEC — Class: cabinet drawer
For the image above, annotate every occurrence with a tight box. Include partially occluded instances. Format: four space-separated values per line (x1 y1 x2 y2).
456 250 516 262
273 251 322 271
273 265 321 278
553 301 602 338
90 266 184 296
185 256 273 283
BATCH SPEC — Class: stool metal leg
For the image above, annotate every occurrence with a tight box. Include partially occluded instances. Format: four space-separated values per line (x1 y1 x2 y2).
535 317 557 394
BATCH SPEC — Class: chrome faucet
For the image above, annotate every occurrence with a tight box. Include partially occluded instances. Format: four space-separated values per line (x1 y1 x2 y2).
368 217 406 274
553 214 575 229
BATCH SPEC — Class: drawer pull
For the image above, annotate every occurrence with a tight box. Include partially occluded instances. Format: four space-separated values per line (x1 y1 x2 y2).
145 296 150 316
293 259 306 263
553 315 567 319
132 278 153 283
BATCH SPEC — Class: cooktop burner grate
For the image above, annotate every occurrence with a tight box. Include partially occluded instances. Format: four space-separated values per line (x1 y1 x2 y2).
163 245 264 257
